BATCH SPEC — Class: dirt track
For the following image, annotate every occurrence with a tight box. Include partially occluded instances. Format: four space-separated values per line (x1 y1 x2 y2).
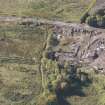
0 16 104 31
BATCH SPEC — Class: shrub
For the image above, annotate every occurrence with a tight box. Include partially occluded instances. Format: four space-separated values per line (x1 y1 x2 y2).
80 12 89 23
86 15 97 27
97 15 105 28
86 15 105 28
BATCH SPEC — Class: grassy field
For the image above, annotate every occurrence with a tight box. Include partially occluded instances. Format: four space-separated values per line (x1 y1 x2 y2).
0 0 94 22
0 23 47 59
0 63 41 105
0 22 47 105
1 1 105 105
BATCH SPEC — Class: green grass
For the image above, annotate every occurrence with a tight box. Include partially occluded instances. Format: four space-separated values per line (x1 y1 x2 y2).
0 24 47 60
0 22 47 105
0 63 41 105
0 0 95 22
81 0 96 18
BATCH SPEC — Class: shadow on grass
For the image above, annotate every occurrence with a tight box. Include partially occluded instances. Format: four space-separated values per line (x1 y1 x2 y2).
56 73 92 105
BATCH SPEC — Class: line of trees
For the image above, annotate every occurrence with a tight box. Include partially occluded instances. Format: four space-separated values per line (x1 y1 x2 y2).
86 15 105 28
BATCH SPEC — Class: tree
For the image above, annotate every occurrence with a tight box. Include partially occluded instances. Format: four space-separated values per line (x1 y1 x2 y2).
101 15 105 28
96 15 103 27
86 15 97 27
80 12 89 23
